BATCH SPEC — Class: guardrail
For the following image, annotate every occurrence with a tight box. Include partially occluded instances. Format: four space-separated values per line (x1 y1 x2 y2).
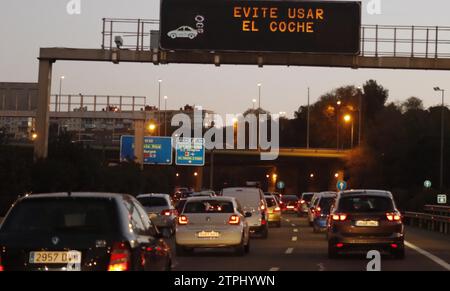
424 205 450 216
404 211 450 234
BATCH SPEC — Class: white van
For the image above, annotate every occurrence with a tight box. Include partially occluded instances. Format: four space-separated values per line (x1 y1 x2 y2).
222 187 269 238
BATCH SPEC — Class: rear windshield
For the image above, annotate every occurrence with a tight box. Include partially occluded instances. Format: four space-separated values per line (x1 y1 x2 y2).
318 197 335 214
282 195 298 202
338 196 394 213
301 194 314 202
175 200 187 213
184 200 234 214
1 198 118 234
223 190 260 206
265 197 277 207
137 197 169 207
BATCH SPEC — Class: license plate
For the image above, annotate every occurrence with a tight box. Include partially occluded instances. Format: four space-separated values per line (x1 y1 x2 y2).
197 231 220 238
287 206 294 209
29 251 82 264
148 213 158 219
355 220 379 227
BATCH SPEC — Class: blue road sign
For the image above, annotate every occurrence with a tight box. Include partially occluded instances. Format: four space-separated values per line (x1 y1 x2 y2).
120 135 135 162
276 181 285 190
175 137 205 166
120 135 173 165
337 180 347 191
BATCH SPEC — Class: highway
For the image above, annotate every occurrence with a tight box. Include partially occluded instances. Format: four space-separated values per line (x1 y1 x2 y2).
170 214 450 271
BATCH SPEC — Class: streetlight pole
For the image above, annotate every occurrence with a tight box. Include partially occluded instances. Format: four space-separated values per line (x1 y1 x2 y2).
434 87 445 190
158 79 162 136
358 86 363 146
164 96 168 136
336 100 342 150
351 120 354 148
257 83 262 109
307 87 310 149
58 76 64 112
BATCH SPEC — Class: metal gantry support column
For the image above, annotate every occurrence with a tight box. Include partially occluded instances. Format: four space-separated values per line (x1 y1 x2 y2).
134 119 145 168
34 59 53 161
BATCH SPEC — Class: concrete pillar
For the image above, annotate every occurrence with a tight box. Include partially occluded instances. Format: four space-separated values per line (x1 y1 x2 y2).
34 59 53 160
193 167 203 191
134 119 145 168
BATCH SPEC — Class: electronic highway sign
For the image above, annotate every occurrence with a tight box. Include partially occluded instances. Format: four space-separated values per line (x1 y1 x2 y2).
160 0 361 54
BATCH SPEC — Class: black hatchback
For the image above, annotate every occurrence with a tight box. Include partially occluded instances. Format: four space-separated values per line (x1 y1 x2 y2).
0 193 172 271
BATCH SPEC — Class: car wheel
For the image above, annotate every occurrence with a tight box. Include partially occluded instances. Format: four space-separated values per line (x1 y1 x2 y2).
244 238 250 254
234 240 245 256
188 33 195 39
313 225 318 233
328 242 339 259
175 244 191 257
261 226 269 239
170 33 177 39
392 245 405 260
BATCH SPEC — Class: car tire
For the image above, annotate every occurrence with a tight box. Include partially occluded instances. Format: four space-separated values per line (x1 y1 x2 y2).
261 226 269 239
175 244 191 257
244 238 250 254
234 240 246 256
313 225 318 233
328 242 339 259
170 33 177 39
188 34 195 39
392 245 405 260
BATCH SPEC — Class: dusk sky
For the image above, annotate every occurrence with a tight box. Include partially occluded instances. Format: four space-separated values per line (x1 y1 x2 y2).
1 0 450 117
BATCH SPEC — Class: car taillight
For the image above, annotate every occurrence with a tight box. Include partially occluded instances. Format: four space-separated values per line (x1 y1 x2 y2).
161 209 177 216
178 215 189 225
386 212 402 222
0 255 4 272
274 207 281 212
108 242 130 271
332 213 347 221
228 215 240 225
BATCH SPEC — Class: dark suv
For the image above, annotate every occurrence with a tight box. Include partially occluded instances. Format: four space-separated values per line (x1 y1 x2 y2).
0 193 172 271
327 190 405 259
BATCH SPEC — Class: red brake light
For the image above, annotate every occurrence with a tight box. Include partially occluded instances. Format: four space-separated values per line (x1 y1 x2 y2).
161 209 177 216
332 214 347 221
386 212 401 221
178 215 189 225
336 243 344 248
0 255 4 272
108 242 130 271
228 215 240 225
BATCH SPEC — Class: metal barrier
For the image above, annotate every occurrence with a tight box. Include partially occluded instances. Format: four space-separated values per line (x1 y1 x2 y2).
404 211 450 234
424 205 450 216
101 19 450 59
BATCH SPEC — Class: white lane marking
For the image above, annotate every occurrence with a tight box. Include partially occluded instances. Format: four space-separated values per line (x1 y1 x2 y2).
317 263 325 271
405 241 450 271
269 267 280 271
293 228 298 233
286 219 290 222
292 236 298 242
285 248 294 254
291 224 296 227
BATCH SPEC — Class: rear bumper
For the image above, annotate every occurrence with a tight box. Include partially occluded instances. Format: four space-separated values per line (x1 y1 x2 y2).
176 228 244 247
313 217 328 229
249 225 267 233
328 233 404 246
151 215 176 228
268 213 281 222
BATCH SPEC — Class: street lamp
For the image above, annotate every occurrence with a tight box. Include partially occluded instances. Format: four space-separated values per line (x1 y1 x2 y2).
157 79 162 136
257 83 262 109
434 87 445 190
252 99 257 109
148 122 157 135
343 114 354 148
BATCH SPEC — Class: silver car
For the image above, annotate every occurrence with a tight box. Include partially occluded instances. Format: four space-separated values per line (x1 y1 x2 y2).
137 194 177 237
308 191 337 226
175 197 251 256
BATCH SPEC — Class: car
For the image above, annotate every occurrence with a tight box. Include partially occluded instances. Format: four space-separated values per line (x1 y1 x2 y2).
175 196 251 256
280 195 300 213
175 198 188 215
0 192 172 271
327 190 405 259
222 187 269 238
167 26 198 39
190 190 216 197
264 195 281 228
312 194 336 233
265 192 282 204
308 192 336 226
298 192 315 217
137 194 178 237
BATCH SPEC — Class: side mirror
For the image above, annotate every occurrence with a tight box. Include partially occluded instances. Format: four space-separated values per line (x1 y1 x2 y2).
244 212 252 218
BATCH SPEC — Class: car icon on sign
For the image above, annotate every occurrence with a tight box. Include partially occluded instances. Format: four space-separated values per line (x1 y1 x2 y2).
168 26 198 39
